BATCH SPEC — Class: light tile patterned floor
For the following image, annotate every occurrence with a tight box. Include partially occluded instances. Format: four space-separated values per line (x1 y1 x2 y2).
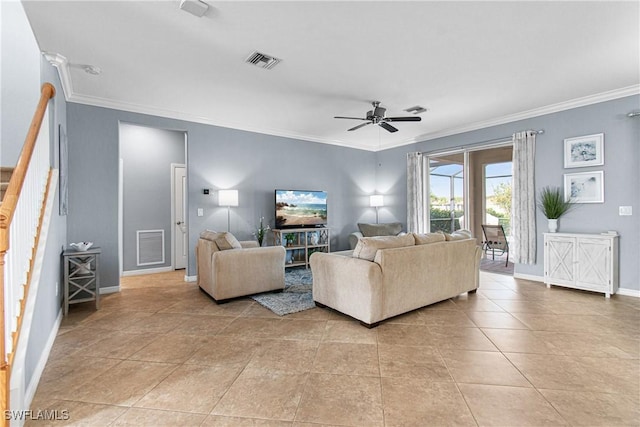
27 270 639 426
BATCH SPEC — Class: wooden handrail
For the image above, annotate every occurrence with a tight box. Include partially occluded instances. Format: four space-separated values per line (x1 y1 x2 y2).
0 83 55 426
0 83 55 243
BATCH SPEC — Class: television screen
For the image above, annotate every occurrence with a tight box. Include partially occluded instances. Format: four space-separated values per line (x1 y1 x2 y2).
275 190 327 229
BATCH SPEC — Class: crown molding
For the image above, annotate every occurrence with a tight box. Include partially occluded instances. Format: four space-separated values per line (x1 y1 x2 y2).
43 52 73 99
411 85 640 144
49 55 639 153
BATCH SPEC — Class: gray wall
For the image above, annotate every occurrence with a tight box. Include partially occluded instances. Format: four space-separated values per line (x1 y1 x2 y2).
23 61 68 392
0 1 42 166
375 95 640 291
66 104 376 285
120 123 185 272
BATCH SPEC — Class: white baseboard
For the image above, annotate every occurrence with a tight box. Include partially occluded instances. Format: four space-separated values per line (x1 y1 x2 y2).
617 288 640 298
513 273 639 298
513 272 544 283
121 266 173 277
25 309 62 409
100 286 120 294
184 275 197 283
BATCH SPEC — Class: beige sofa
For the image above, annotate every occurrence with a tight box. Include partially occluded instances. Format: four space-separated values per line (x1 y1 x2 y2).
196 230 285 302
311 231 481 327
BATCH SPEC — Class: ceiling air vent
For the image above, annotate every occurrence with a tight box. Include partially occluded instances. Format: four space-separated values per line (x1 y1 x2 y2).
245 51 281 70
404 105 428 114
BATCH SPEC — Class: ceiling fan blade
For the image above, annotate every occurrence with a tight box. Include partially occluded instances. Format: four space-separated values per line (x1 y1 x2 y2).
348 122 372 131
334 116 368 121
385 116 422 122
379 122 398 133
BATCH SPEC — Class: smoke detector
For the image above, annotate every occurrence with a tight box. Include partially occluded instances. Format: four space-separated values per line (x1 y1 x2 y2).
180 0 209 17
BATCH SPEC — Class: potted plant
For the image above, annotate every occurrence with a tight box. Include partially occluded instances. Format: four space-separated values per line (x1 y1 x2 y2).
284 233 296 246
537 186 574 232
254 217 270 246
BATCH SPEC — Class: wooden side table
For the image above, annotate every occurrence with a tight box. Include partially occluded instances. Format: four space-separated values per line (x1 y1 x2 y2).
62 247 101 315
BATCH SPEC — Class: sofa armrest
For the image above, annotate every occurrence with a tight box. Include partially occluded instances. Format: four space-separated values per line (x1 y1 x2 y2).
310 252 383 324
348 232 363 250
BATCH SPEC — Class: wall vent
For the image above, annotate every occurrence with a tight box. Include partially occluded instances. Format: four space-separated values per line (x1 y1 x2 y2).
245 51 281 69
137 229 165 266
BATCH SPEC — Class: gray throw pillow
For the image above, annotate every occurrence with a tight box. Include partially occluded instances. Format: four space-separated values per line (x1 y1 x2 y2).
357 222 403 237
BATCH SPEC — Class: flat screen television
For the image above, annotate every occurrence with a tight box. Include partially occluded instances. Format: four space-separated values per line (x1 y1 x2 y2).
275 189 327 229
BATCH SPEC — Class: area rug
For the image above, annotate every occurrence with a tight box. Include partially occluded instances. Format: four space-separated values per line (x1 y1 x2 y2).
251 268 315 316
480 257 514 276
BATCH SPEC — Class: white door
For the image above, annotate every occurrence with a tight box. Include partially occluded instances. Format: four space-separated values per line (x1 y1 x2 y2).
173 166 187 269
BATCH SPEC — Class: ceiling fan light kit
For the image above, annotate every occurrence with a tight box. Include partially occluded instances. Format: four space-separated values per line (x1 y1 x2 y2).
335 101 422 133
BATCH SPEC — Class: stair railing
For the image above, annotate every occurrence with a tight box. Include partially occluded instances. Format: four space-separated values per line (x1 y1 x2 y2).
0 83 55 424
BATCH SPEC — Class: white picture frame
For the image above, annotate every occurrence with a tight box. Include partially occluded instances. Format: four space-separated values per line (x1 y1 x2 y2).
564 133 604 168
564 171 604 203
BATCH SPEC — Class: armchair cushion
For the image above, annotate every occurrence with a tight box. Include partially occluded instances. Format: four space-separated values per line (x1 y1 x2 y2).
413 232 446 245
215 232 242 250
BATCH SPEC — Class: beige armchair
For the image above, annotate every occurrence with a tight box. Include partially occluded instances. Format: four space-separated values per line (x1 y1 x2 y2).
196 230 285 302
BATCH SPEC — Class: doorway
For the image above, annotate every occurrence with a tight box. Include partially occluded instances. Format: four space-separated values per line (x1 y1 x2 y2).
118 123 187 277
426 144 514 274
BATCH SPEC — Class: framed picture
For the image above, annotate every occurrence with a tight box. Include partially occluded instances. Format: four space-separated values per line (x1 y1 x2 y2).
564 133 604 168
59 124 68 215
564 171 604 203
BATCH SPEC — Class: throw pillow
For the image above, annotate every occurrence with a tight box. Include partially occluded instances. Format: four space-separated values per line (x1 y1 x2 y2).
200 229 221 241
352 233 415 261
357 222 403 237
413 232 446 245
440 229 473 241
215 232 243 250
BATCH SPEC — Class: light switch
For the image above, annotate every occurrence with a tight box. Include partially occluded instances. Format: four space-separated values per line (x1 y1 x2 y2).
619 206 632 216
197 208 204 217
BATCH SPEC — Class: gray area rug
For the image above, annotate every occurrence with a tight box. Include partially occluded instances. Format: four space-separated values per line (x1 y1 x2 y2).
251 268 315 316
480 256 514 275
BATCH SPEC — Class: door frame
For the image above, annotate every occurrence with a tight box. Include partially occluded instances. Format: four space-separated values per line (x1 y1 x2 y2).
425 141 512 236
171 163 187 270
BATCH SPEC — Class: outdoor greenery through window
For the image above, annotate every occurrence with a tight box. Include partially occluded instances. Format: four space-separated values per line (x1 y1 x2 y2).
485 161 512 237
429 156 464 233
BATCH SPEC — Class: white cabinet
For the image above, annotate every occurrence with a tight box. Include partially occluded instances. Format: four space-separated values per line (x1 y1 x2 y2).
544 233 619 298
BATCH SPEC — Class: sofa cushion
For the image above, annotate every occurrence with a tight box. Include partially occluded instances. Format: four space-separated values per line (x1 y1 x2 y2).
215 232 243 250
357 222 403 238
413 232 446 245
352 233 415 261
440 229 473 241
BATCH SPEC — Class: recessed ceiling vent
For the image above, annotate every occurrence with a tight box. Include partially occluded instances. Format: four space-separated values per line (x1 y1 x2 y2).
245 51 281 70
404 105 428 114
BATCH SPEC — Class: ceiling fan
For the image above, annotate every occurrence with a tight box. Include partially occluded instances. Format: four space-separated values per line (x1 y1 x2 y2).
334 101 421 133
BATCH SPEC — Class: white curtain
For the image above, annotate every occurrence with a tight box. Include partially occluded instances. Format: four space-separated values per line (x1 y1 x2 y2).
512 130 537 264
407 152 425 233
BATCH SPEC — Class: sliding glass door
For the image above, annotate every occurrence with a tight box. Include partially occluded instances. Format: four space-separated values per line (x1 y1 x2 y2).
428 153 466 233
426 144 513 241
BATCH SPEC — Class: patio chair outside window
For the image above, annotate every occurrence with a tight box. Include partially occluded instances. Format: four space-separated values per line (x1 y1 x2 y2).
481 224 510 266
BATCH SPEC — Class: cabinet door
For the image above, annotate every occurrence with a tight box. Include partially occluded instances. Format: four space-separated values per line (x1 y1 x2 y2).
576 238 610 290
546 236 575 285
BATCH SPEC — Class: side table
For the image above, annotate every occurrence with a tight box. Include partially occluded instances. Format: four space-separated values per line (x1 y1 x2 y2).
62 247 101 315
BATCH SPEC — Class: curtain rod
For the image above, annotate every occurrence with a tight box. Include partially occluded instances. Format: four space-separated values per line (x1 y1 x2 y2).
422 129 544 156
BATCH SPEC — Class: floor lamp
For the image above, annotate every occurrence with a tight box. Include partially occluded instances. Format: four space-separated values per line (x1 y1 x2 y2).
218 189 238 231
370 195 384 224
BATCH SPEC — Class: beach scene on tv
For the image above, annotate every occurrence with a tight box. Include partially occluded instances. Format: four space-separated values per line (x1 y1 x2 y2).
276 190 327 227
